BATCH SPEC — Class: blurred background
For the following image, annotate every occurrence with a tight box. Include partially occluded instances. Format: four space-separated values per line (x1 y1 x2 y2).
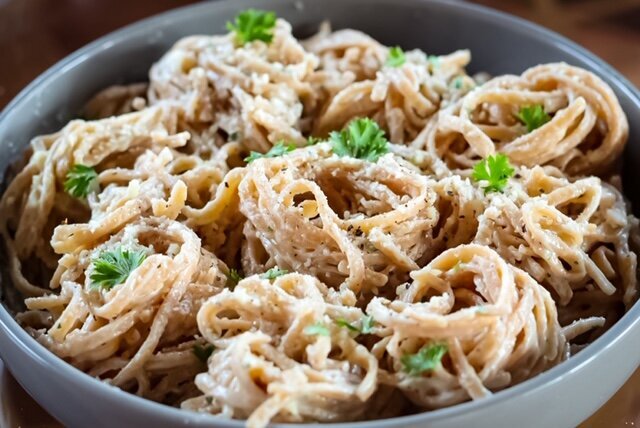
0 0 639 110
475 0 640 84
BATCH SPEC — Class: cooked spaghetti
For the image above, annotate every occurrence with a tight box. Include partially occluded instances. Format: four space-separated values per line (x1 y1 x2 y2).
1 10 638 428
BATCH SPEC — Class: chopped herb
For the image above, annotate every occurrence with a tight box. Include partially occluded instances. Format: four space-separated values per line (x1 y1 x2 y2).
205 396 213 405
329 118 389 162
89 247 147 290
401 343 448 375
471 153 515 193
516 105 551 132
451 76 476 90
386 46 406 67
427 55 440 69
361 315 375 334
226 9 277 45
245 141 296 163
304 322 330 337
261 267 288 280
64 164 98 198
335 315 375 334
229 132 239 140
335 318 360 333
306 136 320 146
226 268 243 289
451 261 466 273
192 344 215 363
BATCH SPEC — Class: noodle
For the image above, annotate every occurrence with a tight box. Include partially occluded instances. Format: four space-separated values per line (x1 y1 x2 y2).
412 63 628 175
0 14 637 428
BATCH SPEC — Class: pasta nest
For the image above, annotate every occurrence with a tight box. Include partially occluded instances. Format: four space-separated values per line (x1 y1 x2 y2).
238 144 439 295
472 165 637 342
367 244 567 407
414 63 628 176
21 217 226 402
149 19 319 152
0 104 190 297
190 273 384 427
306 27 473 144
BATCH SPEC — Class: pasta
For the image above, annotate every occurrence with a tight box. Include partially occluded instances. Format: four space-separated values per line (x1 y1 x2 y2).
1 11 638 428
412 63 628 176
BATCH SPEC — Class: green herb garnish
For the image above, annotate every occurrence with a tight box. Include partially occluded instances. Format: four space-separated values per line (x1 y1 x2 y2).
245 141 296 163
306 136 320 146
193 344 215 363
226 268 243 289
451 261 466 273
386 46 406 67
452 76 474 90
261 267 288 280
226 9 277 45
329 118 389 162
361 315 375 334
89 247 147 290
335 319 360 333
516 105 551 132
335 315 375 334
304 322 330 337
427 55 440 69
64 164 98 198
401 343 448 375
471 153 515 193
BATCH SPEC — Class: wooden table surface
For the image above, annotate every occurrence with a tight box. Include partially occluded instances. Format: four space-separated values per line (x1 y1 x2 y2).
0 0 639 427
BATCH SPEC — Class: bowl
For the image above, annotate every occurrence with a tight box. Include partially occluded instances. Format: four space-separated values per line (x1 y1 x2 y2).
0 0 639 427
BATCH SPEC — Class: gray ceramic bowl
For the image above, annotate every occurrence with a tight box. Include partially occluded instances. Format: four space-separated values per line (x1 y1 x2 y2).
1 1 639 427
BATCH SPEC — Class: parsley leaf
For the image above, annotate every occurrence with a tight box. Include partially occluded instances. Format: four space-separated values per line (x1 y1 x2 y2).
450 261 466 273
401 343 448 375
306 136 320 146
226 268 243 289
192 344 215 364
427 55 440 69
360 315 375 334
89 247 147 290
335 319 360 333
261 267 288 280
329 118 389 162
386 46 406 67
471 153 515 193
226 9 277 45
335 315 375 334
516 105 551 132
245 141 296 163
304 322 330 336
451 76 474 91
64 164 98 198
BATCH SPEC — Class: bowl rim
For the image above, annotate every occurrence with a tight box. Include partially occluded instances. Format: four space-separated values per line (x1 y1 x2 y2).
1 0 639 426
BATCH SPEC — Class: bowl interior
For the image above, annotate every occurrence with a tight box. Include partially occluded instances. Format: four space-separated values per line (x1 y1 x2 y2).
0 0 639 426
